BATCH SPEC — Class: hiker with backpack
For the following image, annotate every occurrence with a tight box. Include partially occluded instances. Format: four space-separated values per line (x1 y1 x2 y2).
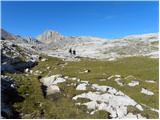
69 48 72 55
73 49 76 56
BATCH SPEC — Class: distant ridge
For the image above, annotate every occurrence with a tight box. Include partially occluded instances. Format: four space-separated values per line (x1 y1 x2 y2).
1 29 16 40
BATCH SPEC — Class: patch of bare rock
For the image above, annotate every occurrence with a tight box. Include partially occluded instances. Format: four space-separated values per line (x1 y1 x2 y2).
40 74 148 119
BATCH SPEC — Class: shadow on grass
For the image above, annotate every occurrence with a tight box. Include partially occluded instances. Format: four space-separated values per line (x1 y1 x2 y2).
1 78 25 118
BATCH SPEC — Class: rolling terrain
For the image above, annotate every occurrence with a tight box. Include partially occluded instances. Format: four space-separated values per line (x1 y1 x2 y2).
1 29 159 119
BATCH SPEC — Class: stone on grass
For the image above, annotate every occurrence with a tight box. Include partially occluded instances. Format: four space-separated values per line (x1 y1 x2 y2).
145 80 156 83
41 58 47 62
135 104 143 111
47 66 50 70
114 78 123 86
115 75 121 78
64 76 69 79
84 69 91 73
141 88 154 95
71 77 77 81
76 83 87 90
107 75 114 80
40 75 66 86
73 83 144 119
128 81 139 87
47 85 60 95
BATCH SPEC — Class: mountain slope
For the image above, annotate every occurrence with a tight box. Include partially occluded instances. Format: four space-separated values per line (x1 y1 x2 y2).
36 30 158 60
1 29 159 60
1 29 17 40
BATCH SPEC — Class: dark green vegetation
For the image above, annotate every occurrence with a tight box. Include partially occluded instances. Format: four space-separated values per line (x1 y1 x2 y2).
150 41 159 45
5 56 159 118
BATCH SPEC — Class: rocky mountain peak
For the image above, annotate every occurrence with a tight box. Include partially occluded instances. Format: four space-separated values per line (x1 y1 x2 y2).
43 29 60 36
36 30 63 43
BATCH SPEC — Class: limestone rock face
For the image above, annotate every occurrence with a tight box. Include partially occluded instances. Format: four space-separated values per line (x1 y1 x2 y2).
1 40 39 73
37 31 158 60
36 30 63 44
36 30 107 44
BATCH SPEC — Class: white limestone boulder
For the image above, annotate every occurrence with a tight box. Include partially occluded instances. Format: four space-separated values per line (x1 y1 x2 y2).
40 75 66 86
46 85 60 95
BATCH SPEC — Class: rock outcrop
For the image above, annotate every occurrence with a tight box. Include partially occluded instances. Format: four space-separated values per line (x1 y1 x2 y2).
36 30 63 44
1 40 39 73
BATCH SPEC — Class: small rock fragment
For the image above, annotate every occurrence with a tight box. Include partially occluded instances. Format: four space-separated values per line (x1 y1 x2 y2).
115 75 121 78
114 78 123 86
71 77 77 81
47 66 50 70
145 80 156 83
128 81 139 87
108 75 114 80
64 76 69 79
25 68 29 73
141 88 154 95
41 58 47 62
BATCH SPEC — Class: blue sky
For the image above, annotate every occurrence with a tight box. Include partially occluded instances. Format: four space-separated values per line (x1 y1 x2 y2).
1 1 158 39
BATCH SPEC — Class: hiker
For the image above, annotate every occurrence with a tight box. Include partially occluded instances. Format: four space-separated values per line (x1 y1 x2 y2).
73 50 76 56
69 48 72 55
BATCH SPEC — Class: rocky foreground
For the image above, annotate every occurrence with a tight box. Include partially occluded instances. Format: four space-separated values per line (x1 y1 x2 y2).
39 74 158 119
0 29 159 118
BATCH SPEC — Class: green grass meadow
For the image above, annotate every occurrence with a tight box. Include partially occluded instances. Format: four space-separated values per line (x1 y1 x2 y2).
5 56 159 118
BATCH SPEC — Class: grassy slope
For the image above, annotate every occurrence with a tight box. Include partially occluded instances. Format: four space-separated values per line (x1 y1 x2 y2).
5 56 159 118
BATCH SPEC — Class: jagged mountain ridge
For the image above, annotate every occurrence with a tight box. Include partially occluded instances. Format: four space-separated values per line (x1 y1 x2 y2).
36 30 108 43
1 29 42 45
35 30 158 60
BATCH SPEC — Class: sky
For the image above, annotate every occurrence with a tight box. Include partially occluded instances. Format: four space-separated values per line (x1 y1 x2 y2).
1 1 159 39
